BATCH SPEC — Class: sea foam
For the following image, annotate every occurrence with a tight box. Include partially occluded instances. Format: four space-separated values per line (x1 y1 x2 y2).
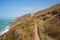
0 26 9 36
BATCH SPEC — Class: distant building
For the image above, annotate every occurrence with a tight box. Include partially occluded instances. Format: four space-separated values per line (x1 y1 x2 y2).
31 10 34 18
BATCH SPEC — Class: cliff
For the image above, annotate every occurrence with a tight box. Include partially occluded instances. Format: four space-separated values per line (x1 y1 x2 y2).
0 4 60 40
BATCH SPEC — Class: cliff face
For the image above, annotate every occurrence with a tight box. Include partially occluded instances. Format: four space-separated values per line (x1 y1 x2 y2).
0 4 60 40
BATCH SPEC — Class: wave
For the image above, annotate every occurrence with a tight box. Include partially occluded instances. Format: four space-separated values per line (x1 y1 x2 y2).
0 26 9 36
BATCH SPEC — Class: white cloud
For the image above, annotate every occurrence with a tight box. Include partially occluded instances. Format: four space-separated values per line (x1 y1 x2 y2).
22 7 32 11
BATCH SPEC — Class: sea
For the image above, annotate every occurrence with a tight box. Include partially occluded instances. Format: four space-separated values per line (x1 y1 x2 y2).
0 19 13 35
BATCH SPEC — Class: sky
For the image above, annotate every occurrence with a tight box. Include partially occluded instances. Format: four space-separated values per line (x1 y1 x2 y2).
0 0 60 19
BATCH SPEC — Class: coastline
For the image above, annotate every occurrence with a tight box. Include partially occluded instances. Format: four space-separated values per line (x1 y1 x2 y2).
0 26 9 36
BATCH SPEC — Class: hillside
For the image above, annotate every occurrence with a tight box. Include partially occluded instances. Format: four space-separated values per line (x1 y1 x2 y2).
0 4 60 40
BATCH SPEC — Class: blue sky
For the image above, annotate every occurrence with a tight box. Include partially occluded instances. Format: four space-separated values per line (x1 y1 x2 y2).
0 0 60 19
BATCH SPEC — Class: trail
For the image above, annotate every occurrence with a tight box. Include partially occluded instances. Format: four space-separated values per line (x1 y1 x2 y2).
33 21 40 40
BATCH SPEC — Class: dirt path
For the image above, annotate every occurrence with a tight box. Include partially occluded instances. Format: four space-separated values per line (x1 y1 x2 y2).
33 21 40 40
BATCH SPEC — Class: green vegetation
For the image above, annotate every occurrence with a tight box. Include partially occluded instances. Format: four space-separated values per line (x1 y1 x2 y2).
0 4 60 40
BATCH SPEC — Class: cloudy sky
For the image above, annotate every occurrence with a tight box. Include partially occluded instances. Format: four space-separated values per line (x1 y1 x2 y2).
0 0 60 19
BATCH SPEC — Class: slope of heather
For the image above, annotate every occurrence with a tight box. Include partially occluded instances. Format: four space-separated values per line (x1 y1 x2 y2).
0 4 60 40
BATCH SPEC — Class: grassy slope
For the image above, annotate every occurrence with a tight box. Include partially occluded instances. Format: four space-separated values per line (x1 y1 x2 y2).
0 4 60 40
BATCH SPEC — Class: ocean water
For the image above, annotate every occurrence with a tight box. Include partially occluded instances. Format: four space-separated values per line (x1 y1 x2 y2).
0 19 12 35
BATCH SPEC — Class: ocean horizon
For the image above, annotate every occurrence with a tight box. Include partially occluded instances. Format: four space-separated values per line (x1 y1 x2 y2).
0 19 12 35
